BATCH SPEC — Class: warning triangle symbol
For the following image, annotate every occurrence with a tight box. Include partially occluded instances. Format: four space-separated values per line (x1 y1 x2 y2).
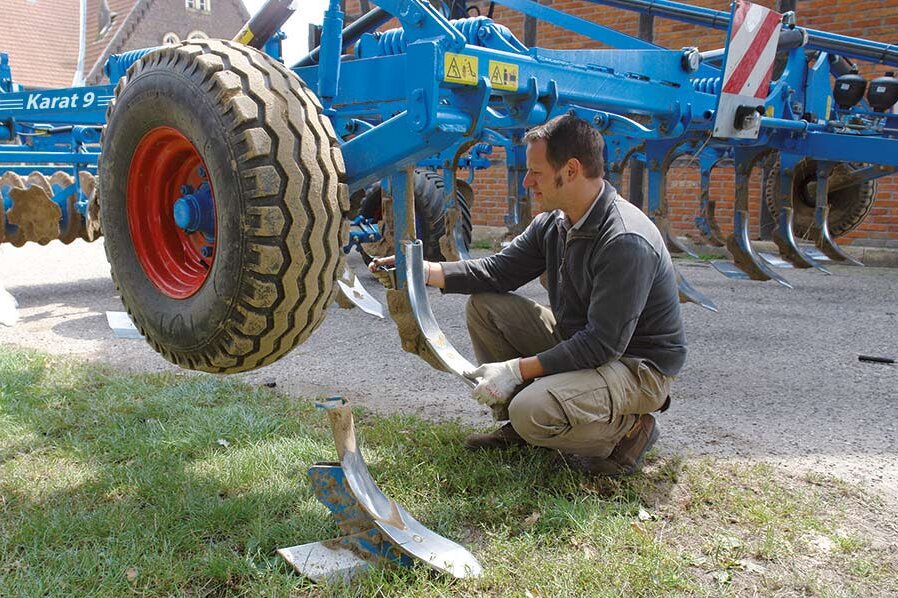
491 66 502 84
447 58 461 79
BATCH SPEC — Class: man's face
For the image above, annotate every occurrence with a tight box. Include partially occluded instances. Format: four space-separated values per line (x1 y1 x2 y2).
522 139 566 212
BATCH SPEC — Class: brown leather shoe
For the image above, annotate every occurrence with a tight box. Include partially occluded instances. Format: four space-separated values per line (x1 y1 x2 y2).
560 414 659 477
464 422 527 450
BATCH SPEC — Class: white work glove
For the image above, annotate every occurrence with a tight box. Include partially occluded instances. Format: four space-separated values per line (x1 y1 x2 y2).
465 358 524 406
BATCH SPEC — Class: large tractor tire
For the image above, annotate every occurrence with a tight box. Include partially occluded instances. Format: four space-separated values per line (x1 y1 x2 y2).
360 169 473 260
99 40 348 373
764 159 876 238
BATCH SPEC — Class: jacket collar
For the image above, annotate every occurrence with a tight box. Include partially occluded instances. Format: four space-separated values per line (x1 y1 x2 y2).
556 180 618 236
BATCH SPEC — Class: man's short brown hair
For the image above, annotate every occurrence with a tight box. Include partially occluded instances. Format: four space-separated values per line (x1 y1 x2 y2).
523 114 605 179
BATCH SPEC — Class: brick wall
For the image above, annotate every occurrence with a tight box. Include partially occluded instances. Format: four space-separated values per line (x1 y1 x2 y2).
343 1 898 247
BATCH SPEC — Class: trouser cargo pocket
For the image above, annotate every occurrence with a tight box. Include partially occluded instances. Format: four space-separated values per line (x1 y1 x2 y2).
597 358 672 419
545 369 613 427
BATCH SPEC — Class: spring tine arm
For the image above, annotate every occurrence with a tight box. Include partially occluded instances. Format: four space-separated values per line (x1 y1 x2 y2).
771 158 830 273
403 240 477 386
725 151 793 287
812 162 863 266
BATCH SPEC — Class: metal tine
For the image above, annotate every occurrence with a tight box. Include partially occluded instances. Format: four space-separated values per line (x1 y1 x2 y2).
675 266 718 312
775 208 830 273
724 151 793 288
771 157 830 274
694 151 727 247
812 162 864 266
727 209 793 288
403 240 477 386
647 143 699 259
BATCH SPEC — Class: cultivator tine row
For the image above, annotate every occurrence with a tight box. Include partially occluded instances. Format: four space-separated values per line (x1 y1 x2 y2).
719 150 793 288
0 171 99 246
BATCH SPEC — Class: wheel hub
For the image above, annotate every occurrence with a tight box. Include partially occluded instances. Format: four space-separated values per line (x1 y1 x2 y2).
127 126 216 299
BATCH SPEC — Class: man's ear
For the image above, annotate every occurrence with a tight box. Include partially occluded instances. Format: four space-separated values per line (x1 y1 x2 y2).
565 158 581 182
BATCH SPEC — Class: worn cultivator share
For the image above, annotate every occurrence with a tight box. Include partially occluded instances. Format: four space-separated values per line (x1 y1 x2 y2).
1 0 897 378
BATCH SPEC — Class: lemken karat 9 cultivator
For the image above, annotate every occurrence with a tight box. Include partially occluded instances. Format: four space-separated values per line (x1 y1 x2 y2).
1 0 897 377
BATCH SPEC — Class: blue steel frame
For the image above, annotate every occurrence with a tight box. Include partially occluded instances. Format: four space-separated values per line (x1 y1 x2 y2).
292 0 898 288
2 0 898 286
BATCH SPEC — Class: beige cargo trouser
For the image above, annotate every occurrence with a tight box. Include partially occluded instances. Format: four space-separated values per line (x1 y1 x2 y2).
467 292 674 457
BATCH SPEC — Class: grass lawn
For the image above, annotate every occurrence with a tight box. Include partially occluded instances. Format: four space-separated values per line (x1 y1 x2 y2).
1 347 895 597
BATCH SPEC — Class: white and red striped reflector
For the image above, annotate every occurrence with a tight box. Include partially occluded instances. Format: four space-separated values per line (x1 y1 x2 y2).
722 0 782 99
713 0 783 139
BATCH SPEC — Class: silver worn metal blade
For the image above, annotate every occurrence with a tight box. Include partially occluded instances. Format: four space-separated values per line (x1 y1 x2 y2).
0 283 18 327
403 240 478 388
758 252 795 269
337 267 385 319
105 311 143 339
710 260 752 280
321 398 483 579
277 540 371 583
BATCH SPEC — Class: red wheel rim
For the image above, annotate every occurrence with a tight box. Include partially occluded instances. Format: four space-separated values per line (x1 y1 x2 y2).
127 126 216 299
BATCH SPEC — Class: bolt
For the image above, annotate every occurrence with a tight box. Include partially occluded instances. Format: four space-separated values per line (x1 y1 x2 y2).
197 166 206 178
179 185 193 195
201 246 213 258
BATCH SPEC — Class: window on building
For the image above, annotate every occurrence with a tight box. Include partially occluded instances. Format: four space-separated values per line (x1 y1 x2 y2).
185 0 211 12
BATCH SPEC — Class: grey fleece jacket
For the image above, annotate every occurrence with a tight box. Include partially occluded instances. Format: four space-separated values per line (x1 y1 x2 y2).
441 182 687 377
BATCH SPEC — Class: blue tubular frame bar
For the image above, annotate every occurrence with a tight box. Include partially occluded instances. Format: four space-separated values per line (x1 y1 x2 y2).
580 0 898 67
479 0 661 51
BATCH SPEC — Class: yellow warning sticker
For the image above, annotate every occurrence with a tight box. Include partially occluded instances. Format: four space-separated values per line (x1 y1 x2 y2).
489 60 519 91
444 53 479 86
235 27 254 46
765 105 775 117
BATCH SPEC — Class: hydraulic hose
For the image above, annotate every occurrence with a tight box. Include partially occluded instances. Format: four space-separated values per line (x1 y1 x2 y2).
295 7 392 67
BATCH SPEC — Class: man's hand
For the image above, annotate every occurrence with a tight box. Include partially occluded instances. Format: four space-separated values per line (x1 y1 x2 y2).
368 255 396 288
368 255 396 273
465 358 524 406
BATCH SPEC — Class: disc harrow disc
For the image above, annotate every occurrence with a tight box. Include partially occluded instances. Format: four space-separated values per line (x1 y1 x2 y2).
80 172 101 242
0 172 26 246
50 171 86 244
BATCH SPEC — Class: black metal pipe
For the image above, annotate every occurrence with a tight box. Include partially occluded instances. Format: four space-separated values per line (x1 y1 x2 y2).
233 0 295 50
295 7 392 68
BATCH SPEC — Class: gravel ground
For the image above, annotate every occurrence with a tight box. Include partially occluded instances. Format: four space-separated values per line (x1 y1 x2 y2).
1 239 896 507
